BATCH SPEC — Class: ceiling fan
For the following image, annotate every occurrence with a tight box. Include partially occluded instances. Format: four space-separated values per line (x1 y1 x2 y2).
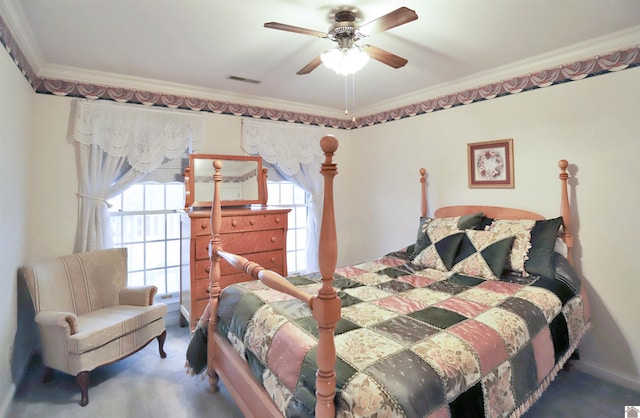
264 6 418 75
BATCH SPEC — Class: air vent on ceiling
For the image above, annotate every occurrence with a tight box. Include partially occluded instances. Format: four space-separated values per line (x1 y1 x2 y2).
228 75 261 84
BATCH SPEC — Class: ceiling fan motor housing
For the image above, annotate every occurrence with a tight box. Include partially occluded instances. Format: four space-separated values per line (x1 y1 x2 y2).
327 10 364 47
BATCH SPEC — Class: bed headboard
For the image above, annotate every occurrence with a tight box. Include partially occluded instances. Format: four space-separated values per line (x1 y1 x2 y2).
435 205 544 220
420 160 573 263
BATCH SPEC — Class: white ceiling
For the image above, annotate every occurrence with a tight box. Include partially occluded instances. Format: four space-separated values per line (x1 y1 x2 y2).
2 0 639 117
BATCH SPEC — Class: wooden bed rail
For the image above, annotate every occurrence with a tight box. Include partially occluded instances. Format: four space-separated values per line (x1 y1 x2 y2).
216 249 313 307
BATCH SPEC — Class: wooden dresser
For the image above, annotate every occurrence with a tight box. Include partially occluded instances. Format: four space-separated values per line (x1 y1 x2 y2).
179 206 290 329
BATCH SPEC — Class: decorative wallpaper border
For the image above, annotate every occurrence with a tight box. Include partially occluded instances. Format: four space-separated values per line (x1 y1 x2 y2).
1 13 638 130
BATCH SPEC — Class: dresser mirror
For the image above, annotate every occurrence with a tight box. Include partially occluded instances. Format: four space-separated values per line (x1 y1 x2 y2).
185 154 266 207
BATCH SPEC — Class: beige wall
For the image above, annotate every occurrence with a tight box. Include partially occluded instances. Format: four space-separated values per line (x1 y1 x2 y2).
0 46 35 413
337 67 640 389
2 48 639 415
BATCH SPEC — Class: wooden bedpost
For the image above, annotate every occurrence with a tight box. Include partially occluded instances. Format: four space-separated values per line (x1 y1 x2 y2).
207 159 223 394
558 160 573 265
419 168 428 218
313 135 340 418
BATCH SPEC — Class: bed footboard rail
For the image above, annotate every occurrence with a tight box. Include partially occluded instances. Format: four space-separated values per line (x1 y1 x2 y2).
216 249 313 307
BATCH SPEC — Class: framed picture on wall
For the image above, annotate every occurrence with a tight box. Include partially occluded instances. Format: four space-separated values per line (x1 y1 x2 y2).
467 138 514 188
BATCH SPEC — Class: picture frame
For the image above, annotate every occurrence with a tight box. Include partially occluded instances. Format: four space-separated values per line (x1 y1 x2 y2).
467 138 514 188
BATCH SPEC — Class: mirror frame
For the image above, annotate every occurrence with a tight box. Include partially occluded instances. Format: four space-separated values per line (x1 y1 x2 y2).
185 154 267 208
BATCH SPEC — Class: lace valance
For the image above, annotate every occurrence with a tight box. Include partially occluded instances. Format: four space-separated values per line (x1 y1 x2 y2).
241 118 325 176
68 99 205 173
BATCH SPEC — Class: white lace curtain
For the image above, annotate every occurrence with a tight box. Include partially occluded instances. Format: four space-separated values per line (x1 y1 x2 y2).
241 118 326 273
68 99 205 252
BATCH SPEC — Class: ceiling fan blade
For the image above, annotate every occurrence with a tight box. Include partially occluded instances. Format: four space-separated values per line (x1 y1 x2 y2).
358 7 418 36
264 22 327 38
363 45 408 69
296 55 323 75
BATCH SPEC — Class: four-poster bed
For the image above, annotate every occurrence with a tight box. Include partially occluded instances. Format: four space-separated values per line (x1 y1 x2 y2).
188 134 590 418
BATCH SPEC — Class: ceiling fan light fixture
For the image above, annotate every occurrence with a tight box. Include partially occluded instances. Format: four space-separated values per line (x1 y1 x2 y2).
321 45 369 76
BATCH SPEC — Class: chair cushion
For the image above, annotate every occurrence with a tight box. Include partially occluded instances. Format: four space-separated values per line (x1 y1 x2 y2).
68 304 167 354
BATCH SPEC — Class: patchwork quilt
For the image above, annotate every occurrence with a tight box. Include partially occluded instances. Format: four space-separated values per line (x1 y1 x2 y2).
213 248 591 418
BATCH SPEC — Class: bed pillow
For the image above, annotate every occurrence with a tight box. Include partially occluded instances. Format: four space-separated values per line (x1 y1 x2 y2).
484 219 536 274
411 213 484 259
450 230 515 280
413 230 464 271
485 217 563 279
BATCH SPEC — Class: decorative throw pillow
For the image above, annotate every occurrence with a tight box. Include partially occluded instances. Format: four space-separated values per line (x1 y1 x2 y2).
485 217 563 278
526 217 563 278
450 230 515 280
484 219 536 273
413 230 464 271
411 213 483 259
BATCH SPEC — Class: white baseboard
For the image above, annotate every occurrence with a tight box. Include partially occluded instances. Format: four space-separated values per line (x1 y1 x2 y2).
572 360 640 392
0 383 16 418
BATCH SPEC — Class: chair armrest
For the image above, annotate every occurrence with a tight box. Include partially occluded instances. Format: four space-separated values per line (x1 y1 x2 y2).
119 286 158 306
35 311 79 335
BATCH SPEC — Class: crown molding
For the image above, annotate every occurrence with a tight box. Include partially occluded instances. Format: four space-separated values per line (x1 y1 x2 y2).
39 64 347 120
359 26 640 116
1 4 638 130
0 0 44 73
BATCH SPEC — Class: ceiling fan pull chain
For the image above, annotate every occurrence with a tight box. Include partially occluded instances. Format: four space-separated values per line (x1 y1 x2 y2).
344 75 349 116
352 74 356 122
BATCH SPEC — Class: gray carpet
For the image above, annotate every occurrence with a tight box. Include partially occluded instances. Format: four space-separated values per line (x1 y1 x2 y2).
7 311 639 417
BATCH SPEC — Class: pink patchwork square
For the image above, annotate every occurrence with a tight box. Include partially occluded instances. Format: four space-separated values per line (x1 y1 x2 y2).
435 297 489 318
398 274 436 288
378 257 407 267
335 265 367 278
531 327 554 384
371 295 426 314
448 319 509 376
266 322 316 391
477 280 522 295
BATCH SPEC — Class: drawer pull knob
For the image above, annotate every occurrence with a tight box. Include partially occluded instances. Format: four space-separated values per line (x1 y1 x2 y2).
275 217 281 223
205 267 210 273
200 223 207 229
271 257 276 262
249 219 255 225
271 237 276 243
232 220 238 226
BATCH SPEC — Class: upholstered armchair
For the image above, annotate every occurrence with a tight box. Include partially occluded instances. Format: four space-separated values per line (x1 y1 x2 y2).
20 248 168 406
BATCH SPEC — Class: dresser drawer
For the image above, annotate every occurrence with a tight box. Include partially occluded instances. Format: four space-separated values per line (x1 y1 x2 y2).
192 217 211 236
193 276 210 299
195 258 211 279
222 213 286 232
222 229 285 254
194 236 211 260
192 298 210 323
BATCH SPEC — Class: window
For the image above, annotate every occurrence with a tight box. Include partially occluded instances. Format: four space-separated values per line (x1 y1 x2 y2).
267 181 309 274
108 182 185 298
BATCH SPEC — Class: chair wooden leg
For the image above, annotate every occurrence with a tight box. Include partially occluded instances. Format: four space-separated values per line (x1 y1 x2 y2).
77 371 90 407
157 330 167 358
42 366 54 383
